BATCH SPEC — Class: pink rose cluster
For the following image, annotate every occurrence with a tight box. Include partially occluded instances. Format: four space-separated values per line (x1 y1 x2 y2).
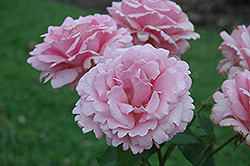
73 45 194 154
28 0 198 153
107 0 200 57
211 70 250 147
211 24 250 147
217 25 250 78
28 14 132 89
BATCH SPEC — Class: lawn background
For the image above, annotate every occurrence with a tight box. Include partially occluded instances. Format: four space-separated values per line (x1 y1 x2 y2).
0 0 248 165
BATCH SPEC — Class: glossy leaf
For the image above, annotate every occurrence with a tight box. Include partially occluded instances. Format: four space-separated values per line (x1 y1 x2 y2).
170 128 200 145
196 133 217 145
196 113 214 140
194 144 213 166
116 145 142 166
97 146 117 166
179 140 215 166
97 146 143 166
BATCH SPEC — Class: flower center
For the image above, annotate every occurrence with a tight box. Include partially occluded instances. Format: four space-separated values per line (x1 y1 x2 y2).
122 73 152 108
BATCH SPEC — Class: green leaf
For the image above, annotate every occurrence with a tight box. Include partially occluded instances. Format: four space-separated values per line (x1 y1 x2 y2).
179 143 203 164
194 144 213 166
195 133 217 145
196 113 214 140
116 145 142 166
143 144 159 159
179 140 215 166
97 146 117 166
97 145 143 166
170 128 200 145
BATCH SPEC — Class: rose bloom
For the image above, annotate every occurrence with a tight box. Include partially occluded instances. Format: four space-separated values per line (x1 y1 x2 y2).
211 70 250 147
27 14 132 89
107 0 200 57
217 25 250 78
73 44 194 154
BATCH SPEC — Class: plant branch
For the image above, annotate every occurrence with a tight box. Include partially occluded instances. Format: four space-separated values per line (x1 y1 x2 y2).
157 148 163 166
162 143 176 165
211 133 240 156
142 156 152 166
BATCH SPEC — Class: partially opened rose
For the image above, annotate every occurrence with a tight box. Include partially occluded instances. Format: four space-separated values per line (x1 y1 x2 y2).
217 25 250 77
73 44 194 154
211 70 250 147
27 14 132 89
107 0 200 57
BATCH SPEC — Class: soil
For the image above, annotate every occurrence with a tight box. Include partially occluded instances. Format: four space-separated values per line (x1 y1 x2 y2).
52 0 250 30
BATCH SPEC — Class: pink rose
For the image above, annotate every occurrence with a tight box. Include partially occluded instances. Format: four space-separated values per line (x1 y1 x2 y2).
73 44 194 154
27 14 133 89
211 70 250 147
217 25 250 78
107 0 200 57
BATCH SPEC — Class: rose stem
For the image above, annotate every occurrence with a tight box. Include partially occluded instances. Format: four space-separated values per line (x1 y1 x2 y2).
210 133 240 156
162 143 176 165
157 148 163 166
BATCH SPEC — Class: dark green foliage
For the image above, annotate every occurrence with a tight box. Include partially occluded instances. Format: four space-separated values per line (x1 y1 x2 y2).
97 146 142 166
97 147 117 166
170 128 200 145
196 114 214 141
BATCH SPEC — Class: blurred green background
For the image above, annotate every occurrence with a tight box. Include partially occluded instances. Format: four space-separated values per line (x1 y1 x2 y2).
0 0 248 165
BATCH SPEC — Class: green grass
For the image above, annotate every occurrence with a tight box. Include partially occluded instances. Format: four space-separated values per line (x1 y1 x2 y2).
0 0 107 165
0 0 249 165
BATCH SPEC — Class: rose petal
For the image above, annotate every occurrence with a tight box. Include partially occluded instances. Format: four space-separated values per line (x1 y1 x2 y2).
51 68 79 88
